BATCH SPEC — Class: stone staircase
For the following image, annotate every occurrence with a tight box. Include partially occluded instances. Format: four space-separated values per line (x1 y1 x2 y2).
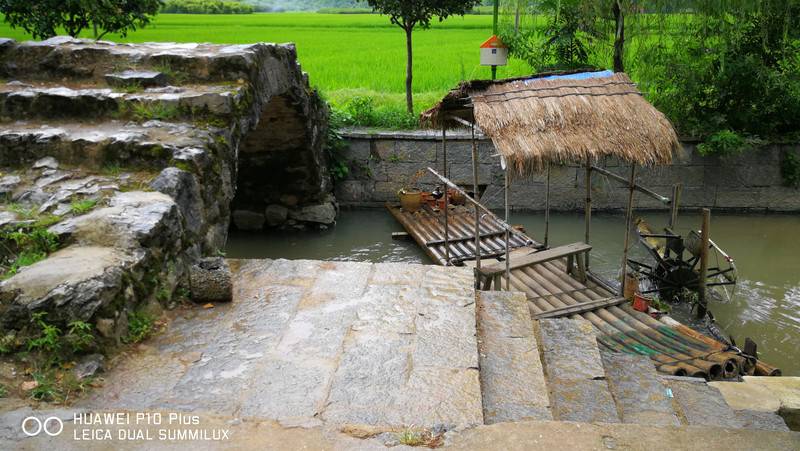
0 37 332 344
473 290 793 433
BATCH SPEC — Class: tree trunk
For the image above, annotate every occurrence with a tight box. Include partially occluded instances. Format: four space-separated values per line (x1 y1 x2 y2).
404 26 414 115
613 0 625 73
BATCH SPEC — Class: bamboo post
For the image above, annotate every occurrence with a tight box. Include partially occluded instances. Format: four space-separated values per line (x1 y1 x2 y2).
472 121 481 271
669 183 682 229
584 159 592 268
544 162 551 248
442 124 450 266
504 166 510 290
697 208 711 318
620 164 637 296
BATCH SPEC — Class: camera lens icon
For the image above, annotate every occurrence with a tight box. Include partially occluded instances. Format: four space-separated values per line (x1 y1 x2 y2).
22 416 63 437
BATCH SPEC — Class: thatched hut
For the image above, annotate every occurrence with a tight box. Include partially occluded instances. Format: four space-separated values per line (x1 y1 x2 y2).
422 69 681 176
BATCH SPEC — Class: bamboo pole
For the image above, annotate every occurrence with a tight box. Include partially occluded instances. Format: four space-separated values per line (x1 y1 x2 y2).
472 121 481 271
584 159 592 267
620 164 637 297
504 166 510 290
697 208 711 319
442 124 450 266
669 183 682 229
544 162 551 248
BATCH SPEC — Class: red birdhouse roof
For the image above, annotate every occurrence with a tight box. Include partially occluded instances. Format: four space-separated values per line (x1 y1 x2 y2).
480 35 507 49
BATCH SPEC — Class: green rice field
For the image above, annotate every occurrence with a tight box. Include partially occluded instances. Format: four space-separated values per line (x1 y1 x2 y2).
0 13 534 114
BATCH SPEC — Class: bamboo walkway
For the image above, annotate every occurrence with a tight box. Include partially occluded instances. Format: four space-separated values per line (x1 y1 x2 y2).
387 203 765 381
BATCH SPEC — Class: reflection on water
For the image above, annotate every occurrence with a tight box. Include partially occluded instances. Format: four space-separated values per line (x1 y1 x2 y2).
226 208 800 376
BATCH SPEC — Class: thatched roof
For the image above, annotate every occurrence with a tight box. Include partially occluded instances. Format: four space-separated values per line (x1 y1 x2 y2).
421 70 681 175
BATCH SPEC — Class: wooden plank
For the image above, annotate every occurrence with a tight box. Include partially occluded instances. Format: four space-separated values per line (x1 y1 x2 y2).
391 232 410 240
533 297 628 319
481 242 592 276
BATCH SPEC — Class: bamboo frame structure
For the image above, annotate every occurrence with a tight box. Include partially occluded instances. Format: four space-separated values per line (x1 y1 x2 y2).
697 208 711 318
472 120 482 270
620 165 638 296
442 124 450 265
584 159 592 268
544 163 551 248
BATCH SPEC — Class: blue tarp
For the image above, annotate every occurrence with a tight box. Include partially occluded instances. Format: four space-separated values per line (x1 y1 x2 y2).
522 70 614 85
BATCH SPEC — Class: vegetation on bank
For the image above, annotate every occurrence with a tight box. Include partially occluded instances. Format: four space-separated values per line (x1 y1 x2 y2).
161 0 255 14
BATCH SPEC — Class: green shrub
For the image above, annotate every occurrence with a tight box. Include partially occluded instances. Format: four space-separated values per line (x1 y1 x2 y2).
161 0 254 14
70 199 98 215
26 312 62 354
0 383 7 398
125 311 155 344
65 321 95 354
696 130 759 157
1 226 60 278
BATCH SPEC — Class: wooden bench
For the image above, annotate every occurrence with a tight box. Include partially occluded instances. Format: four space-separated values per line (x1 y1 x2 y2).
479 242 592 290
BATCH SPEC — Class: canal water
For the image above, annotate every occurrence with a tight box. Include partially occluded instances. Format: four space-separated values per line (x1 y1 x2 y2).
227 209 800 376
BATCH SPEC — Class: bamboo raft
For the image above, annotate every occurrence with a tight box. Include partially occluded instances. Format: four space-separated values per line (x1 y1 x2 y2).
388 202 780 380
386 203 535 265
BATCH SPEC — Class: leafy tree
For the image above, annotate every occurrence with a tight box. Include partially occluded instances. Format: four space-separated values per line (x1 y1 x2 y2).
360 0 482 114
0 0 163 40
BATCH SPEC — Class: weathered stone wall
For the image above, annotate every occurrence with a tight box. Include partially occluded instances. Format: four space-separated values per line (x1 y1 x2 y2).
337 129 800 212
0 37 333 339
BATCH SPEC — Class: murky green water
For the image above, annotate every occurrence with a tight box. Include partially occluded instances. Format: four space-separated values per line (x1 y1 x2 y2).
227 209 800 376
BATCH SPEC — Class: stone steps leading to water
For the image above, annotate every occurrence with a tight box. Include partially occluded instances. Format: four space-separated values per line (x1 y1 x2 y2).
529 315 790 431
475 291 551 424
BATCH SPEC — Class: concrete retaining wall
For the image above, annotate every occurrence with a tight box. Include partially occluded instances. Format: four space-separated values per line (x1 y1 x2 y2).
336 129 800 212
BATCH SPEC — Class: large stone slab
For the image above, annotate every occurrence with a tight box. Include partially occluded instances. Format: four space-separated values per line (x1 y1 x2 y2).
538 318 619 423
476 291 551 424
668 378 743 429
539 318 607 381
81 259 482 430
601 351 680 426
710 376 800 431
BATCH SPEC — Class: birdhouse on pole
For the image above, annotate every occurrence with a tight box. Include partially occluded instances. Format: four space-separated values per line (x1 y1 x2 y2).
480 35 508 67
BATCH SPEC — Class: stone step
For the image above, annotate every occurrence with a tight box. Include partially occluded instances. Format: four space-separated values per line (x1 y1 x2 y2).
710 376 799 432
476 291 551 424
0 120 217 170
664 376 745 429
538 318 620 423
0 37 303 86
601 351 681 426
0 83 244 121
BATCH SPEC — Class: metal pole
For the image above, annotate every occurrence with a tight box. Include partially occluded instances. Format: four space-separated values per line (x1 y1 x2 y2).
544 162 551 248
584 159 592 268
443 124 450 265
697 208 711 319
504 166 510 290
472 121 481 270
669 183 682 229
620 164 637 297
